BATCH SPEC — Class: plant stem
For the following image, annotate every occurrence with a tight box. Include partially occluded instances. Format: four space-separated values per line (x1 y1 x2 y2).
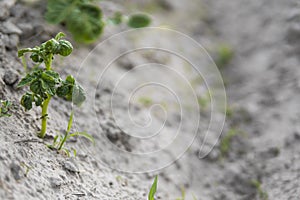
39 95 51 138
58 132 68 150
39 54 53 138
45 54 53 70
58 112 73 150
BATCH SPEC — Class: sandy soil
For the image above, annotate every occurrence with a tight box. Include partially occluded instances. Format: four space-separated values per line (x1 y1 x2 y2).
0 0 300 199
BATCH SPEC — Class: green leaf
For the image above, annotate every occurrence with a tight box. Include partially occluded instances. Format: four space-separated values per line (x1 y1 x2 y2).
43 70 60 81
34 95 43 106
65 75 75 84
56 40 73 56
66 3 105 43
148 175 158 200
72 148 77 157
71 84 86 106
55 32 66 40
128 13 151 28
18 48 37 57
61 148 70 157
68 131 95 144
44 39 60 54
108 12 123 25
21 93 33 111
67 111 74 133
18 75 35 87
30 52 43 63
56 84 70 98
45 0 77 24
57 75 86 106
30 80 44 95
18 68 43 88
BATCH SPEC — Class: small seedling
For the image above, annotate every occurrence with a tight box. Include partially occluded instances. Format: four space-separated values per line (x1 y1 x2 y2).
138 96 153 107
20 162 32 177
47 112 94 157
251 180 268 200
0 100 13 117
46 0 151 43
192 194 198 200
176 186 186 200
220 128 240 157
215 44 234 68
197 92 211 110
17 32 86 138
148 175 158 200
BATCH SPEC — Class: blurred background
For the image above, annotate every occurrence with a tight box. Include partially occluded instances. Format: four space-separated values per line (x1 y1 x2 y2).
0 0 300 199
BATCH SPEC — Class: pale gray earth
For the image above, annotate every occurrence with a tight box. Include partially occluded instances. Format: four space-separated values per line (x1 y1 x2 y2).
0 0 300 199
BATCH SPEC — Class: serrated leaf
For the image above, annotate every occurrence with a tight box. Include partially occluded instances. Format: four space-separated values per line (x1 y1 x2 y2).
148 175 158 200
30 80 43 95
18 75 35 87
44 70 60 81
21 93 33 111
18 68 42 87
128 13 151 28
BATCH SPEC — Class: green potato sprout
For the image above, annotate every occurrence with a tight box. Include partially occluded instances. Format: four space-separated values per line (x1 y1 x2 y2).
17 32 86 138
148 175 158 200
45 0 152 43
0 100 13 118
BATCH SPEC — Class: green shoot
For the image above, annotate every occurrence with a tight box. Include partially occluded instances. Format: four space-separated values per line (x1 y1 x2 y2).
138 96 153 107
226 105 234 118
251 180 268 200
197 92 210 110
220 128 240 157
20 162 32 177
148 175 158 200
192 194 198 200
127 13 152 28
45 0 151 43
47 112 94 157
175 186 186 200
215 44 234 68
17 32 86 138
0 100 13 117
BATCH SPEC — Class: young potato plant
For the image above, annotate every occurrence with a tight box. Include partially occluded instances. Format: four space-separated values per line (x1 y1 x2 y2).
17 32 85 138
0 100 13 117
46 0 151 43
47 112 94 157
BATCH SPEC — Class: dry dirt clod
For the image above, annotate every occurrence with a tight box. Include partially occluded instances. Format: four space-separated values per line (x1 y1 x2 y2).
63 159 80 173
9 162 22 181
48 176 63 188
0 7 10 21
0 21 22 35
3 69 19 86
